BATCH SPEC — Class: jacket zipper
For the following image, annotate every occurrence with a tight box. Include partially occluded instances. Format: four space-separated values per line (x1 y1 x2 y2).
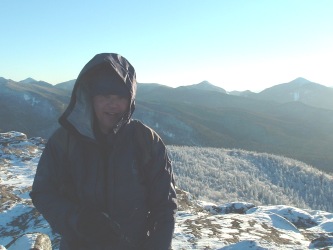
108 146 116 215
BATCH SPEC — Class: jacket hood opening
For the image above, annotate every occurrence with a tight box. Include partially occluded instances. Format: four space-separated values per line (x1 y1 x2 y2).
59 53 137 140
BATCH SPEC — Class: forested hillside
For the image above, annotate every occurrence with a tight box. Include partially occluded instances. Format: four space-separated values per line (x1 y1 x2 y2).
168 146 333 212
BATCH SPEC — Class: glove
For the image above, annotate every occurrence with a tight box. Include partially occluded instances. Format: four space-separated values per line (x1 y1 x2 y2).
75 207 119 244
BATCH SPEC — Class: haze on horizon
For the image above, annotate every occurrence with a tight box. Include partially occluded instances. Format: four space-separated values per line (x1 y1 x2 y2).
1 0 332 92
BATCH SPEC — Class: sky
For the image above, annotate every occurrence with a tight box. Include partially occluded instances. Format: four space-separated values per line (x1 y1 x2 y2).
1 0 333 92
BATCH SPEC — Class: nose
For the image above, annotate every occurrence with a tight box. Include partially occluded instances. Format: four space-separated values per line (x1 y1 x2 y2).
105 95 123 107
106 97 116 106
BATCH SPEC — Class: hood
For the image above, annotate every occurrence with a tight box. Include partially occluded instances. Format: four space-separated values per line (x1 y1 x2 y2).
59 53 137 140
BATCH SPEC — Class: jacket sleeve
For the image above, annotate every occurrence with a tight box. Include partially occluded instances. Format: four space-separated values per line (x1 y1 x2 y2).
142 131 178 250
30 129 80 243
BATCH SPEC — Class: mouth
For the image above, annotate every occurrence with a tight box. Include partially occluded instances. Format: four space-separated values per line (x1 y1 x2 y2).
104 112 124 121
105 112 118 116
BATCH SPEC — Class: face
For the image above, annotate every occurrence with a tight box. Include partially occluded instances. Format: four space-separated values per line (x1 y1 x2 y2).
92 94 130 134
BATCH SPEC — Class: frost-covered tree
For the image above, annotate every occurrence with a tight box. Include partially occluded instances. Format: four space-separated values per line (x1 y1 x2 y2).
168 145 333 212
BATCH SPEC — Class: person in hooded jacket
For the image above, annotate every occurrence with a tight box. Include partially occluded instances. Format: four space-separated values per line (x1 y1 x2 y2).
30 53 177 250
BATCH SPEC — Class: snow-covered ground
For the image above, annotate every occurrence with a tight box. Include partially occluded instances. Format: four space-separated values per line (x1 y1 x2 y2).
1 131 333 249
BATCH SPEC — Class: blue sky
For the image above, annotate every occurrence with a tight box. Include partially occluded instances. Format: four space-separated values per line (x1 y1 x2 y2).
1 0 332 92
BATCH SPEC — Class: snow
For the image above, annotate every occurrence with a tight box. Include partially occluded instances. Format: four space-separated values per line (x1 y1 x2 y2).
3 234 36 250
248 205 317 227
23 93 40 106
221 240 268 250
319 220 333 232
23 93 30 101
293 92 300 101
309 219 333 233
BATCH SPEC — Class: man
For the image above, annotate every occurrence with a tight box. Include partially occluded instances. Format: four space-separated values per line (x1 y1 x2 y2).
30 53 177 249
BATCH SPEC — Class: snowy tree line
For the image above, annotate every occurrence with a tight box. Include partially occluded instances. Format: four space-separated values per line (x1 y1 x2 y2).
167 145 333 212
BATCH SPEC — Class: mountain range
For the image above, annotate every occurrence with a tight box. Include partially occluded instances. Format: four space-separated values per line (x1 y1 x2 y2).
1 131 333 250
0 76 333 172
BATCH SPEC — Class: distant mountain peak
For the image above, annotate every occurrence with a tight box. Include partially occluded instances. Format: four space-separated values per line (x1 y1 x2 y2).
55 79 76 91
20 77 37 84
229 89 256 97
197 80 213 86
289 77 313 86
185 80 227 94
0 76 7 83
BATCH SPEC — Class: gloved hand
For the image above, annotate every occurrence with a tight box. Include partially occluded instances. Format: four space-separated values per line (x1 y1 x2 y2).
75 207 119 244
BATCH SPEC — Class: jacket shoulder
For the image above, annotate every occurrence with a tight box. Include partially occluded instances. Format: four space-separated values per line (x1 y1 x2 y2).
48 127 69 146
131 120 164 149
46 127 76 157
129 120 166 166
130 119 162 144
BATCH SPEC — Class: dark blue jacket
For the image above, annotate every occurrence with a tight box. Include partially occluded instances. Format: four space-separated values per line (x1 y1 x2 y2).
30 53 177 249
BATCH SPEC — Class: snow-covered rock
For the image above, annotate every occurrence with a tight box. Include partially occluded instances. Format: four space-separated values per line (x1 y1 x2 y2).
198 201 255 215
247 205 318 228
2 233 51 250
